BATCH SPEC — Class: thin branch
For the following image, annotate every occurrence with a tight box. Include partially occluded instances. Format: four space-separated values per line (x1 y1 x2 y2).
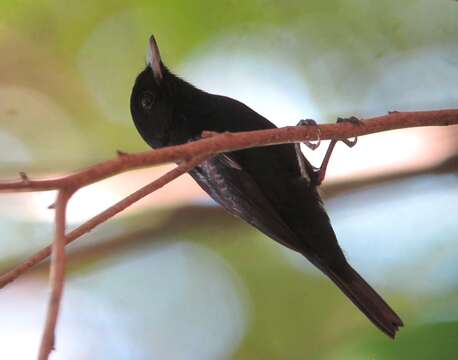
0 155 208 289
1 109 457 193
38 190 71 360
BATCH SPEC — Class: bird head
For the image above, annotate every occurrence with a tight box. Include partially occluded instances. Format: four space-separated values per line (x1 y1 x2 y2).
130 35 174 148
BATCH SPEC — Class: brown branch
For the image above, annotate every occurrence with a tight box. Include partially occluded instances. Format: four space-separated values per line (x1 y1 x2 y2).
1 109 457 193
0 109 457 289
0 109 458 359
0 156 206 360
0 155 208 289
38 190 71 360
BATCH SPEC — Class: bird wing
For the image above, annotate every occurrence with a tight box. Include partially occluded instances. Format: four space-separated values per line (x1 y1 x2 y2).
183 96 403 337
189 154 301 252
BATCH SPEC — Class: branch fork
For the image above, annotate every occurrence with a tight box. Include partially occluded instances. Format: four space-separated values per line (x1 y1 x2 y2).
0 109 457 359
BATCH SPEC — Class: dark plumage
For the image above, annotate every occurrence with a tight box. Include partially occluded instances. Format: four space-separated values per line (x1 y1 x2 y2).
130 35 403 338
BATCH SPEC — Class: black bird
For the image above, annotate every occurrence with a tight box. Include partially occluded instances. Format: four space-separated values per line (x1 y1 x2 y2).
130 35 403 338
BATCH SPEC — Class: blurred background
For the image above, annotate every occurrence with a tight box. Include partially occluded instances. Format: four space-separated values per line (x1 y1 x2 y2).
0 0 457 359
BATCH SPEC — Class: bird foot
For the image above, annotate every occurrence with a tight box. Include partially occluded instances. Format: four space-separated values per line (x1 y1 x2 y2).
311 116 362 186
336 116 363 147
296 119 321 150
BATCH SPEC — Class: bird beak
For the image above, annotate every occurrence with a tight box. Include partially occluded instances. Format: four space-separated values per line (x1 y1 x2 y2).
147 35 163 82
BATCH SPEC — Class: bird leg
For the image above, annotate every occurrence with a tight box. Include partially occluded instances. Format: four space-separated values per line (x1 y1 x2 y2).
312 116 362 186
294 119 322 181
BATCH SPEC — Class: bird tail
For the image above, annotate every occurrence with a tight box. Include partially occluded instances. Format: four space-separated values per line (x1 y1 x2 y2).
323 262 404 338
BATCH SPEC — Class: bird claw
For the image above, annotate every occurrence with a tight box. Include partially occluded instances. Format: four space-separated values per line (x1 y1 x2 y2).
336 116 362 148
297 119 321 150
310 116 362 185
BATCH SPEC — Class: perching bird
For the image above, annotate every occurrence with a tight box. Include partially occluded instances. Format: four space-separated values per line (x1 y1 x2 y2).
130 35 403 338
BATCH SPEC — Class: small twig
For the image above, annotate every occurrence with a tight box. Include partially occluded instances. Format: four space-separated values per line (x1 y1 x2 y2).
0 155 208 290
116 149 129 157
38 190 71 360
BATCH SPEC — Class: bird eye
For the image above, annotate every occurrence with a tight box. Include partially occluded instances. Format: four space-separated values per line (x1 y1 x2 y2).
141 91 155 111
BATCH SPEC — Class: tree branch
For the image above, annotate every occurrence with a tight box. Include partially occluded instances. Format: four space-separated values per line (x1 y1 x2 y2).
0 155 208 289
38 190 71 360
0 108 457 359
0 155 207 360
1 109 457 193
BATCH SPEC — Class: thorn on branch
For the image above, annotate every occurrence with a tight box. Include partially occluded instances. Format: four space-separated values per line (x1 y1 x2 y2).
19 171 30 183
48 203 55 209
116 149 129 157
